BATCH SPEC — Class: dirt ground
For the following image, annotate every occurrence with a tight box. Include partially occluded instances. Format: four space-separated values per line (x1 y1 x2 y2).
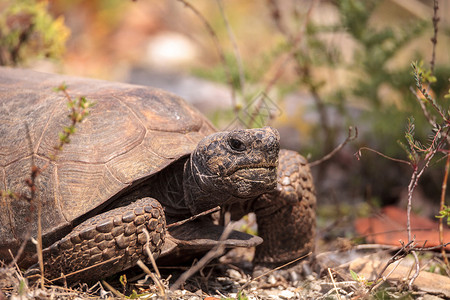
2 238 449 299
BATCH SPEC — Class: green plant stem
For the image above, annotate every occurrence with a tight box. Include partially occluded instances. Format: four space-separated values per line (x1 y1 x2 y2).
430 0 439 73
439 155 450 269
37 197 44 288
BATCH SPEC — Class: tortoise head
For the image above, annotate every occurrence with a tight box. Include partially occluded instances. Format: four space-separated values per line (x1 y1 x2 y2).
184 126 280 215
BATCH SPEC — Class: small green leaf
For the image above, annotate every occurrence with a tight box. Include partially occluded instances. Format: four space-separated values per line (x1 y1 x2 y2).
54 82 67 92
445 89 450 99
119 274 127 288
350 269 359 281
18 278 27 295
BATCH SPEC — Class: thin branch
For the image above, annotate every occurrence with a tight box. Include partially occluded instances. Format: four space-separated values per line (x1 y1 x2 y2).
404 140 439 287
354 227 448 244
244 0 318 128
439 155 450 268
136 260 166 299
409 251 420 289
430 0 439 74
142 228 162 280
412 63 445 120
167 206 220 228
413 241 450 251
169 219 234 291
267 0 293 40
406 140 440 243
49 256 121 283
36 195 44 288
328 268 342 300
6 230 31 269
175 0 237 110
309 126 358 167
355 147 411 166
310 79 334 159
369 240 415 292
262 0 318 95
216 0 246 96
369 259 402 292
239 252 312 293
409 86 436 127
101 280 126 299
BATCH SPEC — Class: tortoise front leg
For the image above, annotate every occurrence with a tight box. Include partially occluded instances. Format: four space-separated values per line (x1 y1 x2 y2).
252 149 316 265
27 197 165 283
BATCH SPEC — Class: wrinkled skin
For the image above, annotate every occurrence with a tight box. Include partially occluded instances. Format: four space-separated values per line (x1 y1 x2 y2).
184 127 280 215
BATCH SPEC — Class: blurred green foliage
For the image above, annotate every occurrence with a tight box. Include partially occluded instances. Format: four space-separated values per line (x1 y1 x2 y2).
191 0 450 205
0 0 70 66
194 0 449 153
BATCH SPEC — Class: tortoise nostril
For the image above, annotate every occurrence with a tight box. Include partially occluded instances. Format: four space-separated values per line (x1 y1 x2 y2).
266 135 280 151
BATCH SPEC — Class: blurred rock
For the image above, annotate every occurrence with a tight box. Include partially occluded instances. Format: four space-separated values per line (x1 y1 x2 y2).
354 205 450 249
127 67 233 115
144 31 199 70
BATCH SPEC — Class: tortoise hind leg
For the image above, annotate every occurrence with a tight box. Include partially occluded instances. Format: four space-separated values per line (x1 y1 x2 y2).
27 197 165 283
252 149 316 265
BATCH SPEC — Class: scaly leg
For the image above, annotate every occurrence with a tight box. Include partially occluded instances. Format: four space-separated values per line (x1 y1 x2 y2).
27 197 165 283
253 149 316 265
251 149 316 265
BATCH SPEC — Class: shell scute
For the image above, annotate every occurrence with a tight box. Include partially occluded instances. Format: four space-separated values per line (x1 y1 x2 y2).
0 68 216 258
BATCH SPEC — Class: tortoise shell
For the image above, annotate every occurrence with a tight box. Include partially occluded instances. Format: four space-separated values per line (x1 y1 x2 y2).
0 67 216 258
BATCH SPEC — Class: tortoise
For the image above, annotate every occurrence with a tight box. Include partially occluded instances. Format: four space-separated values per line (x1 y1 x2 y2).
0 67 316 283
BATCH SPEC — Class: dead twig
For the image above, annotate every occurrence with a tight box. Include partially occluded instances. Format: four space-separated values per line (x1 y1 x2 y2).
404 144 440 288
167 206 220 228
141 228 166 298
267 0 293 40
413 242 450 251
101 280 125 299
262 0 318 95
409 251 420 288
48 257 121 283
309 126 358 167
238 252 312 294
409 86 436 127
368 240 415 292
216 0 245 96
426 0 450 271
3 86 94 288
439 156 450 269
170 213 233 291
369 259 403 292
369 240 450 293
24 123 45 288
429 0 439 74
142 228 162 279
6 216 32 269
328 268 342 300
36 194 44 288
355 147 412 166
355 227 450 241
136 260 166 299
175 0 236 111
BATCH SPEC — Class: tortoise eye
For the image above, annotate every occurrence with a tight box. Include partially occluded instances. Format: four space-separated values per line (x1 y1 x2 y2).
228 138 246 151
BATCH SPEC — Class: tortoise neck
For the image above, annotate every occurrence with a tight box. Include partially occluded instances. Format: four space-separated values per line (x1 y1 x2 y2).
183 156 246 216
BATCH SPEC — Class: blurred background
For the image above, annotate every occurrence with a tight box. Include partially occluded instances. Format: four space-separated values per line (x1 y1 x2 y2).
1 0 450 248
